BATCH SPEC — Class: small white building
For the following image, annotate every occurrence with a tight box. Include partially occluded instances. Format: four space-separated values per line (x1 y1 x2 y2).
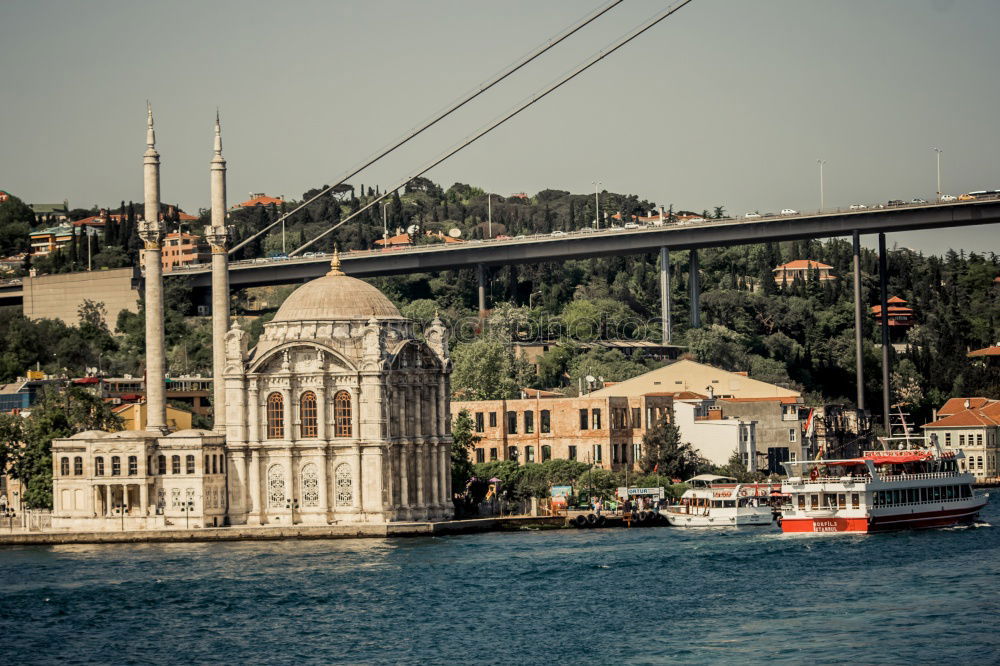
673 399 758 471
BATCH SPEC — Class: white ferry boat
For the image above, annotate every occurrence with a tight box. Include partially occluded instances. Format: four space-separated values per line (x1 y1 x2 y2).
664 475 775 527
779 443 988 534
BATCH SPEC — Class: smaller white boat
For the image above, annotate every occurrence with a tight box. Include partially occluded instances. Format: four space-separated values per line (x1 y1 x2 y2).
664 474 775 527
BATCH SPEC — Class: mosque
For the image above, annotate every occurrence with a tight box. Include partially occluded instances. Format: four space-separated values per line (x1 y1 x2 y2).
50 108 453 530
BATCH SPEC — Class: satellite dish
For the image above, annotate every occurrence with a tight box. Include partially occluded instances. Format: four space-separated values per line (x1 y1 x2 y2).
448 227 462 238
585 375 596 383
406 224 419 235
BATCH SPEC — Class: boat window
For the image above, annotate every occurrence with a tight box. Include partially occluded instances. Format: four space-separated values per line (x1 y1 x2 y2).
920 487 928 502
851 493 859 508
838 494 846 509
891 490 900 505
810 494 818 509
797 495 805 509
961 485 972 498
724 500 736 508
932 487 941 501
946 486 955 500
825 494 837 509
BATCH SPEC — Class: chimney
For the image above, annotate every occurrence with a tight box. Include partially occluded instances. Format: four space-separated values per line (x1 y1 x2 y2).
964 399 971 409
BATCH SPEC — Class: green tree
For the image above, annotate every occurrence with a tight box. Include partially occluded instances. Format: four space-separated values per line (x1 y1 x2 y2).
639 411 706 479
451 409 478 493
450 337 533 399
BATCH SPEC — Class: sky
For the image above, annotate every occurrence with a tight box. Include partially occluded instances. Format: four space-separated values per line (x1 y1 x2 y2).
1 0 998 255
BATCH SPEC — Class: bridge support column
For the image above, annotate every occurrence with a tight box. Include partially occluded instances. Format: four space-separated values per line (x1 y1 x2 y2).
477 264 487 319
878 233 891 435
852 231 865 412
659 247 671 344
689 249 700 328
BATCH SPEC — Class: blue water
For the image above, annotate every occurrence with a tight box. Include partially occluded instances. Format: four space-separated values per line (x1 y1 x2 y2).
2 495 998 665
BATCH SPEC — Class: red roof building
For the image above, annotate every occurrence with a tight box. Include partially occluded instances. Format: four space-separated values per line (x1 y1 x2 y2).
871 296 916 328
772 260 837 286
923 397 1000 480
374 233 412 248
233 193 284 209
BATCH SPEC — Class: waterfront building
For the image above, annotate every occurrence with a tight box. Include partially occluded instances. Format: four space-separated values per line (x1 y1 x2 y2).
772 259 837 287
717 397 806 472
50 107 451 531
923 397 1000 481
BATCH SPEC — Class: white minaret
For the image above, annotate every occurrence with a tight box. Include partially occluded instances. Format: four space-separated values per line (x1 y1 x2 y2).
137 102 168 433
205 111 230 432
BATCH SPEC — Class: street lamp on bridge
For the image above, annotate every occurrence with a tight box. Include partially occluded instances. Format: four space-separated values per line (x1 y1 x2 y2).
932 148 943 201
592 181 602 229
817 159 827 211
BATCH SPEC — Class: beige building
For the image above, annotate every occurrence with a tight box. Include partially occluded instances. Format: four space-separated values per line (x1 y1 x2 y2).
772 260 837 287
924 397 1000 481
112 402 193 432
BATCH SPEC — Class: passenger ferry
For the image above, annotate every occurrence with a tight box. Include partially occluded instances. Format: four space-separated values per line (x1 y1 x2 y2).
664 475 775 527
779 442 988 534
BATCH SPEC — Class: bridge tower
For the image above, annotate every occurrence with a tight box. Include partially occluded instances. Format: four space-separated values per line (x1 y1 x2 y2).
205 111 230 432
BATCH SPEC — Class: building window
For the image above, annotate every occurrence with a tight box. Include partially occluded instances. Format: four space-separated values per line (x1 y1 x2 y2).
632 407 641 428
613 444 620 464
506 411 518 434
171 455 180 474
594 444 603 463
335 463 353 507
111 456 121 476
945 432 951 446
300 391 318 438
267 392 284 439
789 428 797 443
959 434 965 447
489 448 498 462
95 456 105 476
507 446 518 461
186 455 195 474
568 445 577 461
541 445 551 462
205 454 210 473
213 455 219 475
128 456 137 476
301 463 320 508
579 409 589 430
976 433 983 445
474 412 484 433
475 448 485 464
489 412 497 428
60 457 70 476
524 410 534 434
334 391 352 437
220 456 225 474
268 464 287 508
633 443 641 463
74 456 83 475
157 455 166 475
540 410 550 433
591 409 602 430
525 446 535 463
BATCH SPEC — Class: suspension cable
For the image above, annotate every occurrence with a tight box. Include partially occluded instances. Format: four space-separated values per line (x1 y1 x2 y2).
229 0 625 255
290 0 695 256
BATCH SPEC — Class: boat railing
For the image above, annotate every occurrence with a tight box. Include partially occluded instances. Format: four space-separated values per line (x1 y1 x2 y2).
790 475 872 485
876 471 958 483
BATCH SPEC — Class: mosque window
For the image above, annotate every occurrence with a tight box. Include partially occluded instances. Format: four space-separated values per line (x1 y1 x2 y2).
267 392 285 439
268 465 286 508
60 457 70 476
128 456 137 476
95 456 105 476
158 455 166 475
334 391 352 438
300 392 318 438
186 455 195 474
335 463 353 507
301 464 320 507
74 456 83 475
205 455 210 473
171 488 181 508
111 456 121 476
171 455 180 475
212 455 218 475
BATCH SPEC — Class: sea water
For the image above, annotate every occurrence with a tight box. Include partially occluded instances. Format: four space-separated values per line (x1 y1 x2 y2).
1 494 997 664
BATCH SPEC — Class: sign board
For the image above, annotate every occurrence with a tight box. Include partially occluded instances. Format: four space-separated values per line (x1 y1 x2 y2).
550 485 573 497
617 487 665 499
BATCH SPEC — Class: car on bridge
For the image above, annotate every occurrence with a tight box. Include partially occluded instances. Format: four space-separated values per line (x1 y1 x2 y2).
887 199 905 206
940 195 957 202
910 198 928 204
743 212 761 219
780 209 798 216
849 203 867 210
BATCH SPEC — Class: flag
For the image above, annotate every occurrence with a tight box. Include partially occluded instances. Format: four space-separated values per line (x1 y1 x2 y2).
804 408 816 438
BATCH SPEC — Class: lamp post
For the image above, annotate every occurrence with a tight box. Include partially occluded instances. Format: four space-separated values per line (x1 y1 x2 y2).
382 203 389 247
932 148 942 200
285 497 299 523
182 499 194 529
487 193 492 239
592 181 602 229
817 159 827 211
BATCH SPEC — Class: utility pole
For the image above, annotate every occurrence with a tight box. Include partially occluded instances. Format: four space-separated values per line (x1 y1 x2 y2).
933 148 942 201
592 181 601 228
488 194 492 239
382 203 389 245
281 218 286 255
817 159 827 211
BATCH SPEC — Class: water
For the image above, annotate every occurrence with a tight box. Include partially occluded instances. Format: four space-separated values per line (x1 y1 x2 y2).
2 495 998 665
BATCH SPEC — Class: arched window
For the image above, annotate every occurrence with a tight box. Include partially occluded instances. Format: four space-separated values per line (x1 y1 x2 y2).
212 455 218 475
60 457 70 476
205 455 210 473
301 463 319 507
335 463 353 507
334 391 352 438
95 456 105 476
111 456 121 476
186 455 195 474
267 464 286 508
74 456 83 475
171 455 181 474
300 391 318 438
267 392 284 439
128 456 137 476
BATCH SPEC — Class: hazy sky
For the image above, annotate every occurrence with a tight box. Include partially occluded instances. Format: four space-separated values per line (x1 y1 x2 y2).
2 0 998 255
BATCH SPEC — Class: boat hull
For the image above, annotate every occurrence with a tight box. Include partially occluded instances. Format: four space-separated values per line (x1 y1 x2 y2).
780 500 987 534
666 509 772 527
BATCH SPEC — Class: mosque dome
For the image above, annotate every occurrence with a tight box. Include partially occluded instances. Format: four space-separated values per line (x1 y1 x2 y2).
271 251 403 323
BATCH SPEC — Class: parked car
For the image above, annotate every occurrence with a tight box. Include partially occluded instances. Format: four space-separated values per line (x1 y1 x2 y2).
940 194 957 202
887 199 905 206
849 204 867 210
910 198 928 204
623 222 640 229
743 212 762 219
780 209 798 216
550 230 567 237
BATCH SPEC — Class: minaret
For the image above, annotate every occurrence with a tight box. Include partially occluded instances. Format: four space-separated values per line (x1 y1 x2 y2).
205 111 230 432
137 102 168 433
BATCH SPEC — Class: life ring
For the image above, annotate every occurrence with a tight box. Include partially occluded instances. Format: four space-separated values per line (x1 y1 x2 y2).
738 488 748 497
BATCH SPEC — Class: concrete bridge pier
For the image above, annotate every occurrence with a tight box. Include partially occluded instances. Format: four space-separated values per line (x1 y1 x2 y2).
852 231 865 412
878 232 891 433
689 249 701 328
659 246 671 344
477 263 487 319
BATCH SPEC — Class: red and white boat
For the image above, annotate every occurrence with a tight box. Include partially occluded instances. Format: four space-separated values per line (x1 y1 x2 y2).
779 444 988 534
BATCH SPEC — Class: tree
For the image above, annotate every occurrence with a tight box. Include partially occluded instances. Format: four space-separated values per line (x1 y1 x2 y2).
451 337 533 399
451 409 478 493
0 193 34 256
639 411 706 479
